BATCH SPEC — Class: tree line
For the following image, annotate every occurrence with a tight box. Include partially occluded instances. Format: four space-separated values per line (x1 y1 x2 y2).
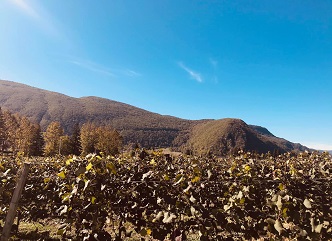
0 107 122 156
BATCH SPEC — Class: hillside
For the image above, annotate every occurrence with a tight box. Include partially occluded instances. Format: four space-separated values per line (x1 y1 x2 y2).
185 119 307 155
0 79 309 154
0 80 197 148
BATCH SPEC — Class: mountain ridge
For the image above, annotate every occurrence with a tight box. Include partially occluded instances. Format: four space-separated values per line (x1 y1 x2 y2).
0 79 309 155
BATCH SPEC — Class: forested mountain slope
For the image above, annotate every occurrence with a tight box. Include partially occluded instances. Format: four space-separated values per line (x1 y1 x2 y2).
0 80 308 154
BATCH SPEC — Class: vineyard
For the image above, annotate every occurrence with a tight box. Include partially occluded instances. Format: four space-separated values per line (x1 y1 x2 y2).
1 150 332 240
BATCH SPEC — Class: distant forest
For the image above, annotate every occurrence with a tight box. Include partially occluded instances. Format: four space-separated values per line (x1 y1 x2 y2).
0 107 122 157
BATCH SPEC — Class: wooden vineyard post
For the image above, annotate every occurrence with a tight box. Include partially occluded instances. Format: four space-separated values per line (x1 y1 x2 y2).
1 163 30 241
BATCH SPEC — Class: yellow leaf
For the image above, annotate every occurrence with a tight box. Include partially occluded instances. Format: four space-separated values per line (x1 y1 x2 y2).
191 176 200 183
91 196 96 204
193 166 201 175
279 183 284 191
150 159 156 165
57 228 65 235
66 159 73 166
240 198 245 204
57 171 66 179
282 208 288 217
140 228 152 236
86 162 93 171
164 174 170 181
44 177 51 183
244 165 251 172
61 193 71 202
106 162 117 174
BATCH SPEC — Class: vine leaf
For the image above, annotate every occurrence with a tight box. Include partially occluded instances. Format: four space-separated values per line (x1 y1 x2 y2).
163 212 176 223
76 166 86 176
57 171 66 179
304 199 312 209
274 219 283 235
86 162 93 171
276 195 282 210
106 162 117 174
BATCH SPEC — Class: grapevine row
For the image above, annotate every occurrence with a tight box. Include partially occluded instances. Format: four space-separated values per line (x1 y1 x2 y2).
1 151 331 240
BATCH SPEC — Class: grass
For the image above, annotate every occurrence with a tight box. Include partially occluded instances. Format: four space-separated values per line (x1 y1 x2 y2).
0 218 201 241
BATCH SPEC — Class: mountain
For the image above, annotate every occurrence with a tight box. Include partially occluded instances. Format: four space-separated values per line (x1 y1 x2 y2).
185 118 307 155
0 79 308 155
0 80 198 148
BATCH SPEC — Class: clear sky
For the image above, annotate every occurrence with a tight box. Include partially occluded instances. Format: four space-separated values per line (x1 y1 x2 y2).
0 0 331 150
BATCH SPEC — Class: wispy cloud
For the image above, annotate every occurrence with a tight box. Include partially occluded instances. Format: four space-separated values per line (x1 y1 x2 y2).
69 59 115 77
68 57 141 79
178 62 203 83
124 69 141 77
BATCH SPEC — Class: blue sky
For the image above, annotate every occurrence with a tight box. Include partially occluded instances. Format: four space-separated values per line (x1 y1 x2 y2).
0 0 331 150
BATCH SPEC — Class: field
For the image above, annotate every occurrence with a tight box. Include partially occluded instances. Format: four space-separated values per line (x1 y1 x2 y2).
1 150 332 240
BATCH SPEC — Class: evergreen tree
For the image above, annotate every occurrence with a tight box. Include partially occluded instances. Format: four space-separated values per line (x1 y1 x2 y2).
70 122 81 155
30 124 44 156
